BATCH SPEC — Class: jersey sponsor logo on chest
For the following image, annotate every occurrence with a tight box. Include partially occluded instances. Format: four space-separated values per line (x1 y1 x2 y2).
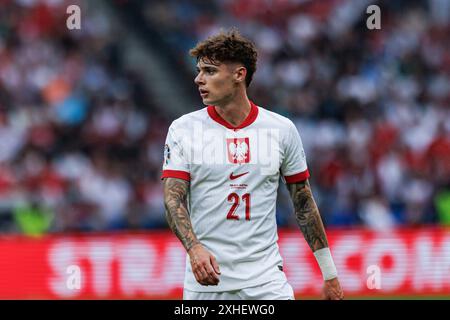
229 171 249 180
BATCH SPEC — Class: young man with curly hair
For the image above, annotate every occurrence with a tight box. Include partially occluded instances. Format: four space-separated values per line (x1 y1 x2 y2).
162 29 344 300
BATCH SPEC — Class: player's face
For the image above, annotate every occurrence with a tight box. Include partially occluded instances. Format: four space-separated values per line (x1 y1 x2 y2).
194 58 244 106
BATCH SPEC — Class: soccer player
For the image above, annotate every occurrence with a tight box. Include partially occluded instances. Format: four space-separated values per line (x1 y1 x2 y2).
162 29 344 300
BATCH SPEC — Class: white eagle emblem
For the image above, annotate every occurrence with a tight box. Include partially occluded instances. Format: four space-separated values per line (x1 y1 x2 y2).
228 140 249 163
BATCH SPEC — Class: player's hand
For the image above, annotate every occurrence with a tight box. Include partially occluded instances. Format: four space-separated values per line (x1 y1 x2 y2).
321 277 344 300
188 243 221 286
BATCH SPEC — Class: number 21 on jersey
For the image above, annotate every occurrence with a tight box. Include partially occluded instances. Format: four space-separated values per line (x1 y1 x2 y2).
226 193 251 220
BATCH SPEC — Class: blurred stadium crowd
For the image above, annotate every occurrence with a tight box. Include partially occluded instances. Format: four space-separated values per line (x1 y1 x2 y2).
0 0 170 233
0 0 449 235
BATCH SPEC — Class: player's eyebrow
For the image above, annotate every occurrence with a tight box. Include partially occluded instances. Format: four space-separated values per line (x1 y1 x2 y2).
196 64 219 72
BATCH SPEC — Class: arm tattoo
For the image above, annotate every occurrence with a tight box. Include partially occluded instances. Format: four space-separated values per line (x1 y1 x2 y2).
163 178 199 252
287 179 329 252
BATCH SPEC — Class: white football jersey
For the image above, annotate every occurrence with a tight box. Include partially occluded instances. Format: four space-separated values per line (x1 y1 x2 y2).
162 101 309 292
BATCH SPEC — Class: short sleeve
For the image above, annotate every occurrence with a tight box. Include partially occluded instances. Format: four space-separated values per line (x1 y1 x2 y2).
280 121 310 183
161 123 190 181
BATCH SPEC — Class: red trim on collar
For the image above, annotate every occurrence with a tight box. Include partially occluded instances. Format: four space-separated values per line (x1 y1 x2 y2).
207 100 259 130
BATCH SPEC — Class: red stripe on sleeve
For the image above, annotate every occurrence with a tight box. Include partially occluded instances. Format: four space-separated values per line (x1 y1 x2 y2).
284 169 310 183
161 170 191 181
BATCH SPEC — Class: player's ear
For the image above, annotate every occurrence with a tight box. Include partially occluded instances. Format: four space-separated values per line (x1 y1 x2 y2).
233 66 247 85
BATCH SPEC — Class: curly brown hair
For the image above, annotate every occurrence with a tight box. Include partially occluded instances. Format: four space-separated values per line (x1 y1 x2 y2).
189 28 258 87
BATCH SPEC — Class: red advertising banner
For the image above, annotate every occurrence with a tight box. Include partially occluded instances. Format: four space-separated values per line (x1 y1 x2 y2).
0 228 449 299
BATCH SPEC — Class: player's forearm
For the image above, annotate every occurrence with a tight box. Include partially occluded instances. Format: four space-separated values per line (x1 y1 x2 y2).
287 179 329 252
288 179 339 281
163 178 200 252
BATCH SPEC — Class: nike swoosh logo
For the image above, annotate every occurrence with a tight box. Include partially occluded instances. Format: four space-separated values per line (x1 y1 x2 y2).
229 172 249 180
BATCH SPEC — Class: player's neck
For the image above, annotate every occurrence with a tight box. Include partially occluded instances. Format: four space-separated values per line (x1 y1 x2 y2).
214 94 251 127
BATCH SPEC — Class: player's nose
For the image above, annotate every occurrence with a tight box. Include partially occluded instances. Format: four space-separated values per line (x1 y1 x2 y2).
194 72 205 86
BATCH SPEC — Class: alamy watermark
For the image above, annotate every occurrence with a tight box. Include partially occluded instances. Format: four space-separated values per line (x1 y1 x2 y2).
366 265 382 290
66 265 82 290
164 123 286 176
66 5 81 30
366 5 381 30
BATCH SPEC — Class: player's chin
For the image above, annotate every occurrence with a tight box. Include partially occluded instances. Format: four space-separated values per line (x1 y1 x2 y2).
201 96 213 104
201 95 219 105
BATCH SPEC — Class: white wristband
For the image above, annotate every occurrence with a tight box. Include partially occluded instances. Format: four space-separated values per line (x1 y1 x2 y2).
314 247 338 281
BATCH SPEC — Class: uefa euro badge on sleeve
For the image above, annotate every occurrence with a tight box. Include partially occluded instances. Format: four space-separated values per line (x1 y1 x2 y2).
164 144 171 165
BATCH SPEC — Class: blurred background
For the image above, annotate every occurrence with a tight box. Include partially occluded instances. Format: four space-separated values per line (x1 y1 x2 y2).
0 0 449 299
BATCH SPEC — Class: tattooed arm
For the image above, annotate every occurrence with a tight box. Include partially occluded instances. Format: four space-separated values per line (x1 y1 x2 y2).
287 179 344 299
163 177 199 251
163 177 221 285
287 179 328 252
